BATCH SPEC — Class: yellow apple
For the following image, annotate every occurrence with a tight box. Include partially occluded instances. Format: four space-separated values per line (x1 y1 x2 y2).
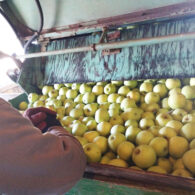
159 127 177 139
157 158 172 173
172 169 193 178
97 121 112 136
107 93 120 103
149 126 161 136
120 98 137 111
181 85 195 99
132 145 156 169
136 131 154 145
74 94 84 103
110 115 123 125
168 88 181 96
168 93 186 109
125 126 141 142
79 84 92 94
139 118 155 129
117 141 135 161
169 136 188 158
118 86 130 96
147 166 167 174
95 108 109 123
116 96 125 104
71 83 81 91
161 97 171 110
108 158 128 168
139 82 153 93
75 136 88 146
108 133 126 152
121 108 142 121
86 120 97 130
145 92 160 104
124 119 138 127
92 85 104 95
93 136 108 153
190 78 195 86
97 94 108 104
149 137 168 157
18 101 28 110
153 83 168 98
156 113 172 126
59 87 68 96
182 114 195 124
141 112 155 120
83 143 101 163
84 131 100 143
165 120 183 134
171 108 187 121
110 125 125 134
66 89 77 99
124 80 137 88
165 78 181 89
127 91 140 102
72 123 87 136
190 139 195 149
69 108 84 119
180 122 195 141
104 83 116 94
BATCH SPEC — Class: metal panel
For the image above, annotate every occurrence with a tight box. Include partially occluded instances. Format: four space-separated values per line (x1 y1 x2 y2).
18 17 195 92
7 0 188 31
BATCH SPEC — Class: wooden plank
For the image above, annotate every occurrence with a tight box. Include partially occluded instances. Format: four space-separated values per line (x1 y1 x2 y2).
85 163 195 194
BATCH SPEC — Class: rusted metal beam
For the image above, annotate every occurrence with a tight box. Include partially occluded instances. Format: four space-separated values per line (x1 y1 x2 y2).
15 31 195 59
37 1 195 40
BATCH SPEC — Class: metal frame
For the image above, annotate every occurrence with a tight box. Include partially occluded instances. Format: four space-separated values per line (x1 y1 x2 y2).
15 32 195 59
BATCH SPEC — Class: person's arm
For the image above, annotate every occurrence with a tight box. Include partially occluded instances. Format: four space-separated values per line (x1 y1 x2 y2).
0 98 86 195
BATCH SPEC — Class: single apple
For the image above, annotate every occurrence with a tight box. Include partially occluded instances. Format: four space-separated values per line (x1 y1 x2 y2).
97 94 108 104
108 133 126 152
59 87 68 96
72 123 87 136
54 84 64 90
82 92 96 104
136 130 154 145
139 82 153 93
149 137 168 157
69 108 84 119
74 94 84 103
79 83 92 94
97 121 112 136
92 85 104 95
104 83 116 94
28 93 39 103
153 83 168 98
165 78 181 89
66 89 78 99
95 108 109 123
48 89 59 98
84 103 98 116
156 113 172 126
144 92 160 104
118 86 130 96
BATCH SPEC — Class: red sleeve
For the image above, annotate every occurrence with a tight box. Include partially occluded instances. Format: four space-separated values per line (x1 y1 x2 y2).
0 98 86 194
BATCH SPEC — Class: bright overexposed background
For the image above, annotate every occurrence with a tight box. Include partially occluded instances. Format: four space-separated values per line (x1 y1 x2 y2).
0 13 24 90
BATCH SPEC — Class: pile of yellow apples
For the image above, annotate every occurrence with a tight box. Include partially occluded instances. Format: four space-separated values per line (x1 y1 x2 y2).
27 78 195 179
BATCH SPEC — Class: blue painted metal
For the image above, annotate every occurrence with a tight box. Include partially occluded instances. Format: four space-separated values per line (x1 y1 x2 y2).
18 17 195 93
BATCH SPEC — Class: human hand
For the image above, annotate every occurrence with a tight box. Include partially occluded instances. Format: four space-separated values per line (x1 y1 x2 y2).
23 107 61 132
